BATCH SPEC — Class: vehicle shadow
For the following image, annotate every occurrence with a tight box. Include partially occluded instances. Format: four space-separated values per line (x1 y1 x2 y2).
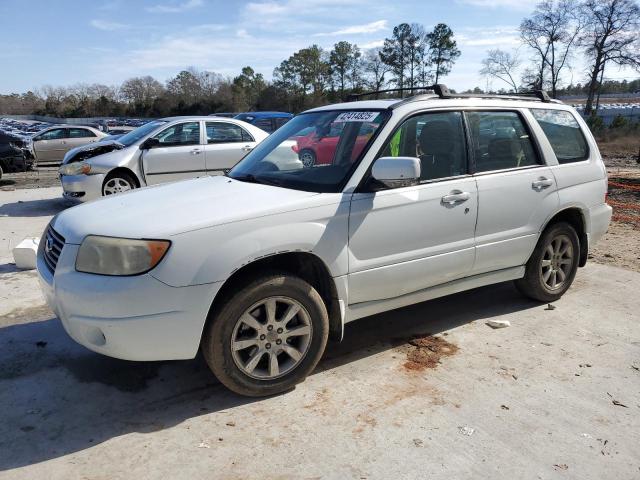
0 281 538 471
0 197 69 217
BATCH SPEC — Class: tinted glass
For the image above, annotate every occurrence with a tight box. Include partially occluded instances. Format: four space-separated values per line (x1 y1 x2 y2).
69 128 96 138
206 122 247 143
466 111 539 172
229 110 388 193
153 122 200 146
379 111 467 181
254 118 274 132
39 129 66 140
531 109 588 164
274 117 290 129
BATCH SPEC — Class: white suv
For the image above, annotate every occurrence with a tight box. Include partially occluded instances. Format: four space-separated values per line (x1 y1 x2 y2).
37 87 612 397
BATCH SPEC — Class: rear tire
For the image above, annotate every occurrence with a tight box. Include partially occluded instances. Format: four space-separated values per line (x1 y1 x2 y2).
515 222 580 302
202 273 329 397
299 149 316 168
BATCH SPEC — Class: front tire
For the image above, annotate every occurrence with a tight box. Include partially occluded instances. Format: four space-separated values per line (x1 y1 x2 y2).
102 171 136 197
202 273 329 397
299 149 316 168
515 222 580 302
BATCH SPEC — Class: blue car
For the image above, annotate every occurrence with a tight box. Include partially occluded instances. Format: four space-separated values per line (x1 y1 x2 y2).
234 111 293 133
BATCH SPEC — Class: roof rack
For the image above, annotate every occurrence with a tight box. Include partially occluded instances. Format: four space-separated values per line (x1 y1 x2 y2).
346 84 451 102
347 83 554 105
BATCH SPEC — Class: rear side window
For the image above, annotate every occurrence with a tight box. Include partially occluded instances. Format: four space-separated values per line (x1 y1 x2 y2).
466 111 539 173
530 109 588 164
378 111 468 181
69 128 96 138
254 118 274 132
39 128 67 140
206 122 253 143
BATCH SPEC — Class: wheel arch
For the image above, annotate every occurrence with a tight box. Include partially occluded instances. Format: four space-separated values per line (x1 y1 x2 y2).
103 167 141 190
203 251 343 344
540 207 588 267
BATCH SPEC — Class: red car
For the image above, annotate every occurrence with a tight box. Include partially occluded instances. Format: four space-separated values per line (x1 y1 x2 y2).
293 123 375 167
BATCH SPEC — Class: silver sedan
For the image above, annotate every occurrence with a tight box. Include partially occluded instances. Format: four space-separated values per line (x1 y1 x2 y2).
58 116 274 202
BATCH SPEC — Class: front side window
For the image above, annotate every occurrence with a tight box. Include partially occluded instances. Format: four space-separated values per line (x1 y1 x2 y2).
153 122 200 146
38 128 66 140
229 110 388 193
117 120 168 147
206 122 251 143
530 109 588 164
378 111 468 181
69 128 96 138
466 111 539 172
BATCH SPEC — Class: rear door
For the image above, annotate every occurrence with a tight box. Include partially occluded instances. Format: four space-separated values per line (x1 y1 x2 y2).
32 128 68 162
67 128 99 150
203 121 256 174
467 110 559 274
142 121 205 185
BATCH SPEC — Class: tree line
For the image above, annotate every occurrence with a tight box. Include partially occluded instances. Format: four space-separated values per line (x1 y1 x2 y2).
0 0 638 118
480 0 640 114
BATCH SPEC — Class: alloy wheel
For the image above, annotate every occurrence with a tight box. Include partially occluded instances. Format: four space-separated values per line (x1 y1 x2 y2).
540 233 574 291
230 296 313 380
103 177 132 195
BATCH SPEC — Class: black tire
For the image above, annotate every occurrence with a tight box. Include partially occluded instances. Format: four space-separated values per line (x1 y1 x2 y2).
102 171 137 196
299 149 316 168
515 222 580 302
202 273 329 397
0 163 3 181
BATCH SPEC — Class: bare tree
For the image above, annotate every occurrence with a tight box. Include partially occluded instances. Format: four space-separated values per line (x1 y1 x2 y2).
520 0 582 97
363 49 390 94
480 49 521 92
579 0 640 114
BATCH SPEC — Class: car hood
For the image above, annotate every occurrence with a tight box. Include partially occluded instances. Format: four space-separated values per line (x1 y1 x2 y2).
62 140 125 164
52 175 320 244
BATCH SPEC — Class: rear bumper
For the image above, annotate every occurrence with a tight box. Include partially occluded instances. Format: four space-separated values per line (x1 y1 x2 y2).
61 173 104 203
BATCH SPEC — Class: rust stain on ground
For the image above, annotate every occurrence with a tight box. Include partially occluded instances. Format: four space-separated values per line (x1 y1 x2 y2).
401 334 459 371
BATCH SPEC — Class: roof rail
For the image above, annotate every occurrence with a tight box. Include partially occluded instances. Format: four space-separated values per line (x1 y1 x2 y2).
346 84 450 102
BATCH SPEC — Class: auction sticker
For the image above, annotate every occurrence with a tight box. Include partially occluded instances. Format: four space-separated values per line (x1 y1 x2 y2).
334 111 379 122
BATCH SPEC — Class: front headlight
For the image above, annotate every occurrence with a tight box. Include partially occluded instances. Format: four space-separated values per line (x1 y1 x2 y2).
76 235 171 276
59 162 91 176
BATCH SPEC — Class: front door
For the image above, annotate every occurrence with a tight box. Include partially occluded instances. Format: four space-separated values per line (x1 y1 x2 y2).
348 111 478 304
203 121 257 174
465 110 559 274
142 121 206 185
33 128 68 162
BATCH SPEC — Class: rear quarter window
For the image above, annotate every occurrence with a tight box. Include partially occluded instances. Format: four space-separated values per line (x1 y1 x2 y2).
530 109 589 164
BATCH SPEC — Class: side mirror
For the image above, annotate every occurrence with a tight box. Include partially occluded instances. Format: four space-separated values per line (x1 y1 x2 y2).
140 137 160 150
370 156 420 190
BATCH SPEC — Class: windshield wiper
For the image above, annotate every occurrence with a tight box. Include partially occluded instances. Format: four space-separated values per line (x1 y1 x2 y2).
232 174 283 187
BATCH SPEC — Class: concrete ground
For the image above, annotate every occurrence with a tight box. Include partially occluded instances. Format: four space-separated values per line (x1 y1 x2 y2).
0 187 639 480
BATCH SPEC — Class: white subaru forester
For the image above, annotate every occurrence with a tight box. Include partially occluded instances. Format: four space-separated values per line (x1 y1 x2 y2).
37 86 612 396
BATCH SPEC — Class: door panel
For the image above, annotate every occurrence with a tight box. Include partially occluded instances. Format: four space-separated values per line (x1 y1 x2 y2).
348 177 478 304
142 122 205 185
33 128 68 161
474 168 559 273
204 122 256 173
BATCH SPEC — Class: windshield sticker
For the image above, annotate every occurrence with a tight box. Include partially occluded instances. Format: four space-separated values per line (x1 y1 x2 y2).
334 111 379 122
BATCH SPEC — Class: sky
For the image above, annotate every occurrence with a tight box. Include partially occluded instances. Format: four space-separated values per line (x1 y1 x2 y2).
0 0 637 94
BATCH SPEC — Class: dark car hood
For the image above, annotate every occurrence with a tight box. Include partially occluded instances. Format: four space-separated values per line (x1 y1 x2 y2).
63 140 125 164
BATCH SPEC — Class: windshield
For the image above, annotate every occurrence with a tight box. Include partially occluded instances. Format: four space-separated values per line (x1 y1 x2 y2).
116 120 168 147
228 110 388 193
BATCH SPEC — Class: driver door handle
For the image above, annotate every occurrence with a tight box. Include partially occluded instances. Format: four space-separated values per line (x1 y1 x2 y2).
190 148 202 155
532 177 553 190
241 145 253 152
441 190 470 205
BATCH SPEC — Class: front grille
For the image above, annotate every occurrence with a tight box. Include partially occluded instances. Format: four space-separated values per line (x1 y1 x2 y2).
43 226 65 274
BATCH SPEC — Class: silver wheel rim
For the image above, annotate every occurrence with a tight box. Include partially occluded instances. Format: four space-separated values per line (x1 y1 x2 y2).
231 296 313 380
103 177 132 196
540 234 574 291
300 151 315 168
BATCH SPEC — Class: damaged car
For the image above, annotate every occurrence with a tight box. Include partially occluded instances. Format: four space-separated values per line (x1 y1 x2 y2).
0 132 34 178
58 116 276 202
